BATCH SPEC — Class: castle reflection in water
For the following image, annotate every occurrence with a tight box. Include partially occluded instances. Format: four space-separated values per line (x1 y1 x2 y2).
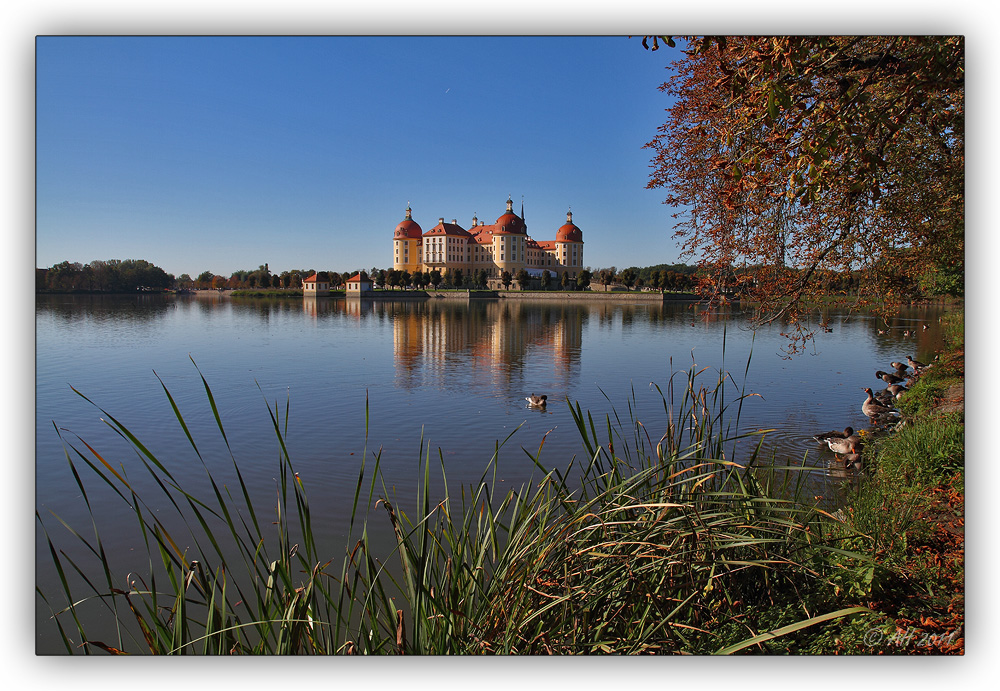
302 297 587 392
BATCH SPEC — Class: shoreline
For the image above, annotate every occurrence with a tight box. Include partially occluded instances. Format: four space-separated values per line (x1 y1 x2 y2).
218 288 702 302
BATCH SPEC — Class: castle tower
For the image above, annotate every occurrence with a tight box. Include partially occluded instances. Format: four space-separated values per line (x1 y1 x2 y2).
393 204 424 274
491 196 527 278
555 208 584 279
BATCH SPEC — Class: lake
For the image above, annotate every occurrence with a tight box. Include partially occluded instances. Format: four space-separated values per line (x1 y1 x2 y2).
34 293 948 653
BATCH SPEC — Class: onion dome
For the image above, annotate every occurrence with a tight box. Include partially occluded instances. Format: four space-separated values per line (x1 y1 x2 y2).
494 196 526 234
394 205 423 240
556 209 583 242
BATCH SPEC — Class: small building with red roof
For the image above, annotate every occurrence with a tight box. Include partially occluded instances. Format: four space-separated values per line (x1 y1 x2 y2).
345 271 373 297
302 272 329 297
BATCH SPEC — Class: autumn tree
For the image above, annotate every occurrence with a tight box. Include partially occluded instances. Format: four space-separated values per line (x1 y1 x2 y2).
44 261 84 291
643 36 963 349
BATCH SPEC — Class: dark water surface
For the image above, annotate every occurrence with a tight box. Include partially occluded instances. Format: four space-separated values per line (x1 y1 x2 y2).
35 294 948 652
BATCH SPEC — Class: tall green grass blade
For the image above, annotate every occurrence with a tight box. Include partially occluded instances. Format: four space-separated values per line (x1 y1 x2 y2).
715 606 871 654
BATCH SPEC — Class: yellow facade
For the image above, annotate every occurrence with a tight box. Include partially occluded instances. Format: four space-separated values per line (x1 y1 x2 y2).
392 198 584 283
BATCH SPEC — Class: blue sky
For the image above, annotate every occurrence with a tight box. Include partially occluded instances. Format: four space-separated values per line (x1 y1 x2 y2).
36 36 683 278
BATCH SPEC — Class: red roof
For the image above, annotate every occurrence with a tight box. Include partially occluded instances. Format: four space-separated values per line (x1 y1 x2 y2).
470 226 496 245
556 223 583 243
493 211 526 235
556 211 583 242
395 199 579 248
394 219 423 240
347 273 370 283
304 273 319 282
394 206 424 240
424 221 471 238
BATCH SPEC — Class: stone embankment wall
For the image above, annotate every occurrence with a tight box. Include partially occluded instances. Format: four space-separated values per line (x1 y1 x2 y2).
208 287 701 303
426 290 700 303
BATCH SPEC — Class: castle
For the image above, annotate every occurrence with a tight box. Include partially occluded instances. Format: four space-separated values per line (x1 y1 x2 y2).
392 197 584 287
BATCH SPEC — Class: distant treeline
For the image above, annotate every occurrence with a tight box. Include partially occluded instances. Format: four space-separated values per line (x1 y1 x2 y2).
37 260 704 294
605 263 700 291
37 260 173 293
35 261 344 294
609 262 961 299
40 259 939 298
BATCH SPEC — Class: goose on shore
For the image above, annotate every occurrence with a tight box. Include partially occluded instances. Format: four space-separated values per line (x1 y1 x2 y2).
862 388 900 420
874 388 897 407
887 383 908 399
876 370 905 385
890 361 908 371
525 394 548 407
907 355 928 371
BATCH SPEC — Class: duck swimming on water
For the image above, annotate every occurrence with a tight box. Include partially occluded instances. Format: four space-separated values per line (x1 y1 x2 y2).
813 427 861 454
825 434 861 455
525 394 548 407
813 427 855 443
838 453 863 471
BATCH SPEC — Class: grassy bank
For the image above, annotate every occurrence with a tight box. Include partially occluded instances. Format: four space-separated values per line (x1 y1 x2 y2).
809 311 965 654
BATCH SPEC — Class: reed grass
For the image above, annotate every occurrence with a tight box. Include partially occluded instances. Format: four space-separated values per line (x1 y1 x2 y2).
38 355 874 655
